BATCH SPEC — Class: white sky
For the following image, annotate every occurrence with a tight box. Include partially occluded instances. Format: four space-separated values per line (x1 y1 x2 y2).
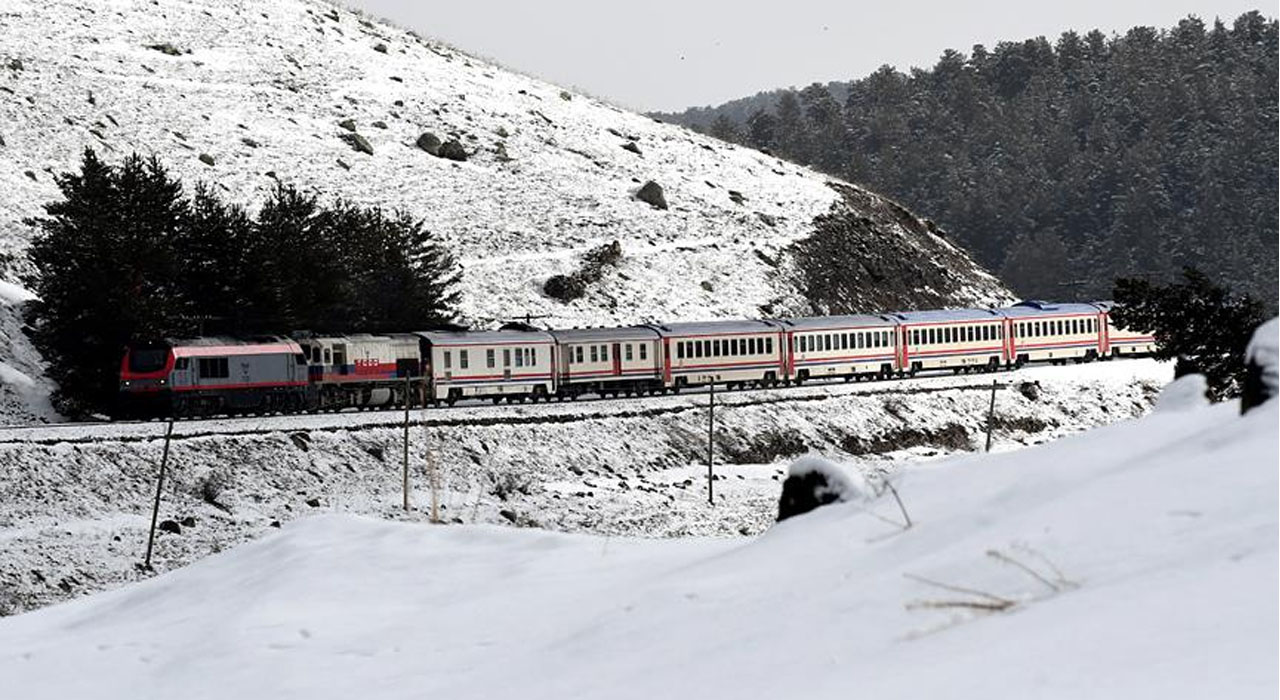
344 1 1269 111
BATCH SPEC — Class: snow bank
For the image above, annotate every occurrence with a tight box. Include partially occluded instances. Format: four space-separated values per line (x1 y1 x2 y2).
1243 318 1278 413
0 280 36 306
1152 373 1209 413
0 362 1272 699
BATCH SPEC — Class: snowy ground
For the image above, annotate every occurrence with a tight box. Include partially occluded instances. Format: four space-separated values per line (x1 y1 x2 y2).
0 366 1273 699
0 359 1169 614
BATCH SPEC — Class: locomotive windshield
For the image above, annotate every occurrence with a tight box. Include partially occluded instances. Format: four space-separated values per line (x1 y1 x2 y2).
128 348 169 373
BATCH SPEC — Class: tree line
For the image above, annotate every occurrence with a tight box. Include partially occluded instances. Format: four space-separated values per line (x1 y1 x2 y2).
22 149 460 415
661 12 1278 307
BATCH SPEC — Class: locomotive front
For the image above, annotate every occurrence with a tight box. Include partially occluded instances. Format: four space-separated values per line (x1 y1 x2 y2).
118 341 176 416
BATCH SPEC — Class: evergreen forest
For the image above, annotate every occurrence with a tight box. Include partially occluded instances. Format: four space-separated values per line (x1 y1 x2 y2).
658 13 1279 306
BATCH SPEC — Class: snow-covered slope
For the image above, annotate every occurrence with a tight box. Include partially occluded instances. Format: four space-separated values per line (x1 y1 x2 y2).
0 0 1009 323
0 0 1010 423
1 365 1273 699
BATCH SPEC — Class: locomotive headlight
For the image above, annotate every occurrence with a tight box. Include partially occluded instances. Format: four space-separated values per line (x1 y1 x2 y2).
159 379 166 385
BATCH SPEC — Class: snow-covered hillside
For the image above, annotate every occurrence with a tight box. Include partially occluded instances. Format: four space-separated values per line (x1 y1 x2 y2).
0 0 1010 421
0 367 1273 699
0 0 1012 319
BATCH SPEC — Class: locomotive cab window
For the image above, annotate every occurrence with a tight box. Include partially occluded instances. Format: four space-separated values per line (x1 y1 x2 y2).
197 357 229 379
175 357 190 371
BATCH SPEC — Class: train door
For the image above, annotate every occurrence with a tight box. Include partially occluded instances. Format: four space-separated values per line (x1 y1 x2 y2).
1098 313 1111 355
783 332 794 379
1002 318 1015 364
662 339 673 385
611 343 622 376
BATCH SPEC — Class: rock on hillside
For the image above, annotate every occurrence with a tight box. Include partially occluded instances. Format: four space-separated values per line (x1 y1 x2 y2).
0 0 1012 422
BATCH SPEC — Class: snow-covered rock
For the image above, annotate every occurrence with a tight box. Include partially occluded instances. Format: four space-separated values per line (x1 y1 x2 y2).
0 362 1271 699
1242 317 1278 414
1152 373 1209 413
777 454 871 520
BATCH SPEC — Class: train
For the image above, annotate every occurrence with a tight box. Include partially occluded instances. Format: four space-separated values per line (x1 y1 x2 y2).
118 300 1156 418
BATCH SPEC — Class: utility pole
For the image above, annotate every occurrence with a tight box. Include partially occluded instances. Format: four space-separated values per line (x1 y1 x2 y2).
707 378 715 506
403 374 411 512
143 419 175 571
985 379 998 452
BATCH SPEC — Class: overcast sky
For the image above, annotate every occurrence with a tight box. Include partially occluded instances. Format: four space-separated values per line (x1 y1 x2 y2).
346 1 1268 112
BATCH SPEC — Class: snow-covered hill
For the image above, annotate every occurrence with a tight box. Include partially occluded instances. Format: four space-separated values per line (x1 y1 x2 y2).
0 368 1273 699
0 0 1010 422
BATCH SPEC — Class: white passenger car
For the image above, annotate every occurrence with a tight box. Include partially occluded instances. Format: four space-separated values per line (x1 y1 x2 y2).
890 308 1008 373
415 329 556 404
647 320 784 389
1001 301 1105 364
1090 301 1158 357
548 327 662 397
776 314 898 382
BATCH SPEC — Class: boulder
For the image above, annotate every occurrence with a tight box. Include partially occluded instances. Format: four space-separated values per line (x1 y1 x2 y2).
415 132 441 155
338 118 356 132
621 141 641 155
158 519 181 534
634 180 667 210
374 43 388 54
340 132 373 155
198 153 215 166
776 455 868 522
1242 317 1279 414
437 139 468 161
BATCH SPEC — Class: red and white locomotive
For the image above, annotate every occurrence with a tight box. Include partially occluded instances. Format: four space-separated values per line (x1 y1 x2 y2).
119 300 1156 417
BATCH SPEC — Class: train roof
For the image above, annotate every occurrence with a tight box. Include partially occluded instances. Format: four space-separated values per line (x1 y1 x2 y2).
164 336 302 357
643 319 780 337
885 308 1004 324
414 329 555 346
548 326 660 343
772 314 895 331
295 333 418 342
999 300 1101 318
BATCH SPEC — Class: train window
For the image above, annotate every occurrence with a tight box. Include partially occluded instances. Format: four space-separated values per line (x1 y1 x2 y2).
712 340 720 356
487 349 495 368
925 328 934 344
323 348 332 364
766 337 773 354
852 333 860 349
460 350 469 369
677 342 685 359
625 344 633 361
820 335 828 351
515 349 524 367
197 357 229 379
590 346 599 363
603 345 610 361
504 349 512 367
531 348 537 365
443 351 452 370
639 344 647 360
175 357 190 370
573 346 582 363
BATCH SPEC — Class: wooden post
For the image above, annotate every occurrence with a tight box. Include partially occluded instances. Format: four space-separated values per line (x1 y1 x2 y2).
403 374 411 512
143 419 175 571
425 426 440 523
707 378 715 506
985 379 998 452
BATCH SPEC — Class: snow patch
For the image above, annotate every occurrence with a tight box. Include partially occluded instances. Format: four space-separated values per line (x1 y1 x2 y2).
1152 373 1209 413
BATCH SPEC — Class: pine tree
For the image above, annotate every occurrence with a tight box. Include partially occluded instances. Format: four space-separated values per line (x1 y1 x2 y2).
22 150 187 415
1112 267 1268 400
